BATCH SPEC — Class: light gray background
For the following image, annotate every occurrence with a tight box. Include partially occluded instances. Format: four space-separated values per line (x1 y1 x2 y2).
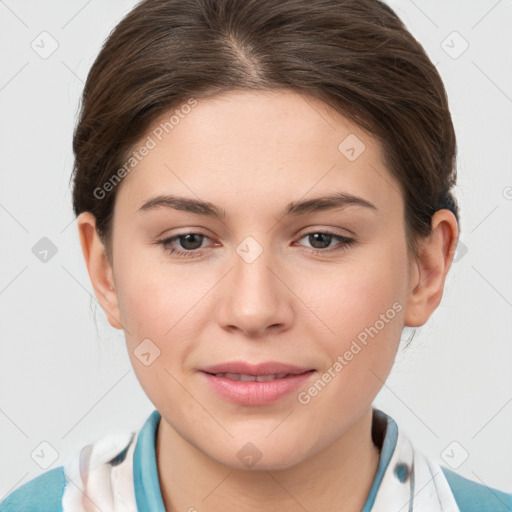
1 0 511 499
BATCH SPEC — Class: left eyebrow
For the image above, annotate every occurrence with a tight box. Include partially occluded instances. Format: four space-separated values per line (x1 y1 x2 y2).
137 191 377 218
285 192 377 216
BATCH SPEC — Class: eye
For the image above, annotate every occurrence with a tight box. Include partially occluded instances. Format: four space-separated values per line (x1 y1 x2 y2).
295 230 356 255
158 232 212 258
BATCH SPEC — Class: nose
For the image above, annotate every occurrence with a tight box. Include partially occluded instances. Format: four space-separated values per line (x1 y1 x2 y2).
215 239 294 338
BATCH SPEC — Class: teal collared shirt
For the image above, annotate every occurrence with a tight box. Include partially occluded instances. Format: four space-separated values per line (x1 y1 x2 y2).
2 409 511 511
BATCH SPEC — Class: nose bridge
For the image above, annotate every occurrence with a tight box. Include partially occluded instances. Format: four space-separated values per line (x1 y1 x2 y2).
217 233 290 335
232 234 279 303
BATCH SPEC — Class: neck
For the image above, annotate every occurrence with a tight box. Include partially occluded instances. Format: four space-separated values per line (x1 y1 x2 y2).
156 407 380 512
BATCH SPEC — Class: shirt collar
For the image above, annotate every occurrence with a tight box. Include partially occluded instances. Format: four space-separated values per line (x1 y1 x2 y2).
133 409 166 511
361 408 399 511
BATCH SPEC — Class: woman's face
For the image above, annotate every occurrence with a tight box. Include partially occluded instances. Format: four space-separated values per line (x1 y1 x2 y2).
95 90 417 468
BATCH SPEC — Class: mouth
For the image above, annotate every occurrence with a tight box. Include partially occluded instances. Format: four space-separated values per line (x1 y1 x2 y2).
203 371 314 382
198 362 316 405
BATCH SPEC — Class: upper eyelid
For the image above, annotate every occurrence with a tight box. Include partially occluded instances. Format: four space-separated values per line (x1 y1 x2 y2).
161 228 351 240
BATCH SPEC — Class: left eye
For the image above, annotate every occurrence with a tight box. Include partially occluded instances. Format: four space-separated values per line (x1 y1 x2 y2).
158 230 355 258
298 231 354 252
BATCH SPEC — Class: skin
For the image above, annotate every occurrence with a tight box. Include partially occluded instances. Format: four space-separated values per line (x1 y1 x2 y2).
77 90 458 512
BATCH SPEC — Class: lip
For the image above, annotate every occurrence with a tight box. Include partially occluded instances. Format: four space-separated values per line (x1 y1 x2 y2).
200 361 314 376
199 361 316 406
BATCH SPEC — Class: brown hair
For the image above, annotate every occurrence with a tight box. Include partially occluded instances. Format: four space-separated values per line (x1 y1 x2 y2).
70 0 459 262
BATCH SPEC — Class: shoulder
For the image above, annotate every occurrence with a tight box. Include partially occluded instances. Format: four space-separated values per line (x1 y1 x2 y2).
0 413 158 512
0 466 66 512
441 466 512 512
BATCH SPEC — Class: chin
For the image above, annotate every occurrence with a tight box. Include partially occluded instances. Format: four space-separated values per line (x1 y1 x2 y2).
205 438 312 472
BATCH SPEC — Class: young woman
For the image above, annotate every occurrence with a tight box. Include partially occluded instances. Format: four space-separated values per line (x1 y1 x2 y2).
2 0 511 511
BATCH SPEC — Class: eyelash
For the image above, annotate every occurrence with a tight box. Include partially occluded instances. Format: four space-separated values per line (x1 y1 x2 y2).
157 230 356 258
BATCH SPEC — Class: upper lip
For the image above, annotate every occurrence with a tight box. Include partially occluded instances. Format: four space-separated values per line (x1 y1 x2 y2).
200 361 314 376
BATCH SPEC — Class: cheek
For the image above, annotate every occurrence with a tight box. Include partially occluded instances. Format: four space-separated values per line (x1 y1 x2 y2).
113 256 201 405
292 268 405 438
310 256 406 336
113 243 205 338
303 246 408 378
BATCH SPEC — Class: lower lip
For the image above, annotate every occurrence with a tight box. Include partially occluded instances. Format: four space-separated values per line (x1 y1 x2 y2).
200 371 315 406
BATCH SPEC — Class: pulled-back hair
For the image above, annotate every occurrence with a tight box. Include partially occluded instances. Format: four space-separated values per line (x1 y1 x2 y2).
71 0 459 260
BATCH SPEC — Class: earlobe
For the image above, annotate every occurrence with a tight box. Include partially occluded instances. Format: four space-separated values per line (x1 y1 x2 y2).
77 212 124 330
403 209 459 327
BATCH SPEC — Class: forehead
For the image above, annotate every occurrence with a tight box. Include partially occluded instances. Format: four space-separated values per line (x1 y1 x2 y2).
114 90 402 218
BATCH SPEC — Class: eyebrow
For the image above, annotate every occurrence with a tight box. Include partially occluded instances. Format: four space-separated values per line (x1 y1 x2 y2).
137 191 377 219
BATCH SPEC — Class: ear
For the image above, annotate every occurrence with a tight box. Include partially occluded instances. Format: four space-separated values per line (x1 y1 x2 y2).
77 211 124 330
403 209 459 327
